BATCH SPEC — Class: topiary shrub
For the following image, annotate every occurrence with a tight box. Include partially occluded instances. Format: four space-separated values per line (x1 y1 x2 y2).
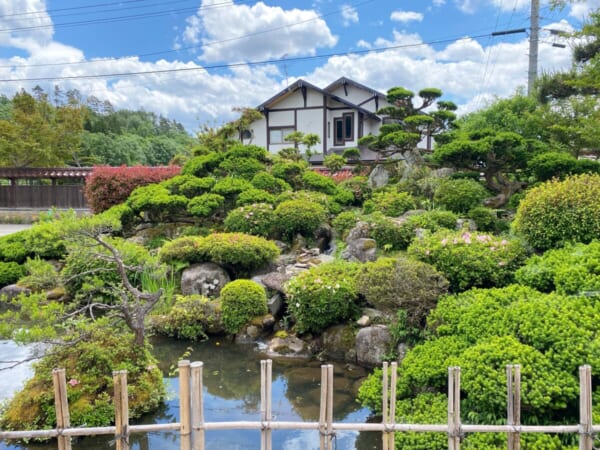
363 213 413 251
181 153 223 177
271 161 307 189
407 229 528 292
515 241 600 295
0 231 28 263
126 184 188 220
224 144 269 162
332 187 355 206
195 233 279 277
332 210 359 239
211 177 254 200
363 190 417 217
187 193 225 218
219 157 264 180
406 209 458 231
220 279 268 334
356 257 448 327
160 175 216 198
529 151 578 182
236 188 275 207
0 261 25 287
433 178 488 213
274 200 327 240
224 203 275 237
158 236 203 265
251 171 291 194
286 261 361 333
152 294 222 340
24 220 68 260
513 173 600 250
301 170 338 195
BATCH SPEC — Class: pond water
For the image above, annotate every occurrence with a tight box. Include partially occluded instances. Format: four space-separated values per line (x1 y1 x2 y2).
1 336 381 450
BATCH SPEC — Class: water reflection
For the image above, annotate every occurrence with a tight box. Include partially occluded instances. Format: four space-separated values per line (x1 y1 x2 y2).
1 336 381 450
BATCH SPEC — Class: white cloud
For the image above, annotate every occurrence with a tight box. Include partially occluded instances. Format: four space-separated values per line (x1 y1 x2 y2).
568 0 600 20
0 0 54 50
341 5 359 26
390 11 424 23
181 0 338 63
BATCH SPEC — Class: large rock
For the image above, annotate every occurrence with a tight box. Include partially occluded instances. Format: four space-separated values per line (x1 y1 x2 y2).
0 284 31 301
355 325 392 367
322 325 357 363
263 335 313 359
341 238 377 263
260 272 292 294
180 263 230 298
368 165 390 189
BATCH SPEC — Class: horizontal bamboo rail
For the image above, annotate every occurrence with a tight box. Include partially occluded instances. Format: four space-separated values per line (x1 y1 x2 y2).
0 362 596 450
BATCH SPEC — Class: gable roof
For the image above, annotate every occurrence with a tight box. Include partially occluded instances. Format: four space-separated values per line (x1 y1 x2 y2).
257 78 381 121
324 77 388 100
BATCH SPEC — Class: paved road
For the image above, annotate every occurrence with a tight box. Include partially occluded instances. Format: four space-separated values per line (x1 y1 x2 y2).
0 224 31 236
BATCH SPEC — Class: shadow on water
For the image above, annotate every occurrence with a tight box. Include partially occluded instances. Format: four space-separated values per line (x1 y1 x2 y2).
1 336 382 450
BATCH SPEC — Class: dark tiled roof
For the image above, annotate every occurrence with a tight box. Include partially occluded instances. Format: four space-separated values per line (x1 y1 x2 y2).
0 167 93 179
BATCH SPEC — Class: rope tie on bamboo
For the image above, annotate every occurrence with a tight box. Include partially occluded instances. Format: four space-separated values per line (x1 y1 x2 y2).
447 429 466 440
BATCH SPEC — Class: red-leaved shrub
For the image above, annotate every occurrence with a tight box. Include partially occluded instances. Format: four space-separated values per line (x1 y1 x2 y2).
85 165 181 213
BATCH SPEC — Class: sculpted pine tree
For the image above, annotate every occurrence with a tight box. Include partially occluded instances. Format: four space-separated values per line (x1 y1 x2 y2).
359 87 457 160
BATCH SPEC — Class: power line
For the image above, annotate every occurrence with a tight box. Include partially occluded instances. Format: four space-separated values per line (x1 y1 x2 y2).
0 0 164 19
0 0 375 69
0 31 511 83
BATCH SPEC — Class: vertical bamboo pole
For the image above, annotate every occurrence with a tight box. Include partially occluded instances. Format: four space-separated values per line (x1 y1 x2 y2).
179 360 191 450
319 365 327 450
113 370 129 450
507 365 521 450
382 362 389 450
52 368 72 450
326 364 334 450
191 362 205 450
388 362 397 450
579 365 593 450
266 360 273 450
448 367 461 450
261 360 266 450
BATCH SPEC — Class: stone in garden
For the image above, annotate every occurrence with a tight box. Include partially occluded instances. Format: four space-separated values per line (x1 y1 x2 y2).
0 284 31 301
341 238 377 263
267 293 284 317
355 325 392 367
368 165 389 188
356 315 371 327
322 324 357 363
180 263 230 298
264 335 312 358
456 218 477 231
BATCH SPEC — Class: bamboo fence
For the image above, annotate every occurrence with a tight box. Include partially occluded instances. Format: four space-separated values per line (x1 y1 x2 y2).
0 361 597 450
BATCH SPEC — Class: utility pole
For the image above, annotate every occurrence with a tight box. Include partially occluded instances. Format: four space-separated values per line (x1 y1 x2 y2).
528 0 540 95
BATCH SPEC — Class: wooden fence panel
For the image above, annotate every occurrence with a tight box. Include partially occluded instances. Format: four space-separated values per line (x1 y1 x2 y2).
0 185 87 209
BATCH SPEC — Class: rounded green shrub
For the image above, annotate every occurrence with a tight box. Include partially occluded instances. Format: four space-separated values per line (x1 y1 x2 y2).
219 157 264 180
513 173 600 250
515 241 600 295
153 294 222 340
220 279 268 334
466 206 498 232
127 184 188 220
158 236 203 264
286 261 361 333
271 161 307 189
160 175 216 198
364 213 413 251
274 200 327 240
195 233 279 276
406 209 458 231
433 178 488 213
0 231 29 263
224 203 275 237
18 257 60 292
181 152 223 177
236 188 275 207
529 151 577 182
301 171 338 195
407 229 528 292
332 210 359 239
251 171 291 194
0 261 25 287
332 187 355 206
224 143 269 162
211 177 254 198
187 193 225 218
356 257 448 326
363 190 417 217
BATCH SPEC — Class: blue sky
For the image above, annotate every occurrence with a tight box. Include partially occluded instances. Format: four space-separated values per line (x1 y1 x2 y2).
0 0 597 132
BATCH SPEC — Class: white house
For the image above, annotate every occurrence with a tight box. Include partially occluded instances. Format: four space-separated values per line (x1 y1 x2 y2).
242 77 391 155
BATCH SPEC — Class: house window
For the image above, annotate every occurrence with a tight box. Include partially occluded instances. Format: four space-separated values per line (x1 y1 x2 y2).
241 129 253 140
334 113 354 146
269 127 295 144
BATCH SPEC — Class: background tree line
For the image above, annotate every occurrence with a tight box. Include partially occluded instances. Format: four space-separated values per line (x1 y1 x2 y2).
0 86 196 168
